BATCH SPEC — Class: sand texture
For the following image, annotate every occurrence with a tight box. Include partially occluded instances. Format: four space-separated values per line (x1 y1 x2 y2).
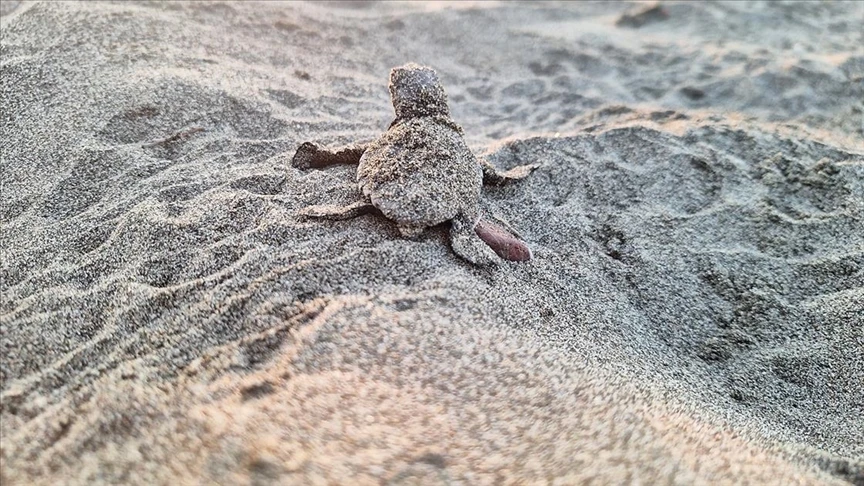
2 1 863 485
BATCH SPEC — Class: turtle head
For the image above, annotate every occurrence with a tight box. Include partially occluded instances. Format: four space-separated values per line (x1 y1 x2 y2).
389 63 451 120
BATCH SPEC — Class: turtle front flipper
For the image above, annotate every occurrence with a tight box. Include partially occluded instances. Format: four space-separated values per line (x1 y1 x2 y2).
480 157 541 186
450 213 500 266
298 200 375 220
474 218 532 262
292 142 367 169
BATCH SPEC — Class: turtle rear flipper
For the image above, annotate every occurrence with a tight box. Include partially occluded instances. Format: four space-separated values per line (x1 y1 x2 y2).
450 214 500 266
480 158 541 186
292 142 368 169
477 204 526 240
474 218 532 262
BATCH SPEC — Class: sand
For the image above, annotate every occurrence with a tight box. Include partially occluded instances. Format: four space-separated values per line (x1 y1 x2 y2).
1 1 863 484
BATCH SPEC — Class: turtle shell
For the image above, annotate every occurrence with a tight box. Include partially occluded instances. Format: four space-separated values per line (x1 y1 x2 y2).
357 117 482 227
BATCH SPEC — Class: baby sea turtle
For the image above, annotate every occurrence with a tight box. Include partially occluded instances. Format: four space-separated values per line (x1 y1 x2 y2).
292 63 539 265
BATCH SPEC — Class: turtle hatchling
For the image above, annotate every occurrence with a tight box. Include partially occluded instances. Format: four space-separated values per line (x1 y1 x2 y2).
292 63 539 265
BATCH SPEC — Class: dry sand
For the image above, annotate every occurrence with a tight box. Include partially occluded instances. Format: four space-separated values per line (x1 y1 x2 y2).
2 1 863 484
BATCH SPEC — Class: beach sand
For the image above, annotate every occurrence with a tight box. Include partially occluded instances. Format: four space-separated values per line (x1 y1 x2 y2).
1 1 863 484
